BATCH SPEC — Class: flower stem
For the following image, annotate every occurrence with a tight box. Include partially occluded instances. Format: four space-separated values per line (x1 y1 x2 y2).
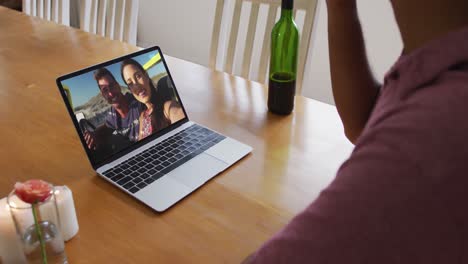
32 204 48 264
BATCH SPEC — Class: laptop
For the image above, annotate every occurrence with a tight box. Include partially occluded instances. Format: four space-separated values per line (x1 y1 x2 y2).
56 46 252 212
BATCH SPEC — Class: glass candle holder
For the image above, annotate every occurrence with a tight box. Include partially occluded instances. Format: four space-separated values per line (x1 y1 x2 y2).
7 187 68 264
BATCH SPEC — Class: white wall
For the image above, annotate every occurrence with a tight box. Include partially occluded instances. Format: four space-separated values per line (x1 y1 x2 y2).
137 0 403 105
137 0 216 66
302 0 403 104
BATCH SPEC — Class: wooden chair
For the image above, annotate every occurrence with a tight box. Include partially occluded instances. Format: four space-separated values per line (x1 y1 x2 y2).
22 0 70 26
209 0 317 94
79 0 139 45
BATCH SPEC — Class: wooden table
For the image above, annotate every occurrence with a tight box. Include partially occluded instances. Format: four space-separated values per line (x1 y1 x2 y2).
0 7 353 263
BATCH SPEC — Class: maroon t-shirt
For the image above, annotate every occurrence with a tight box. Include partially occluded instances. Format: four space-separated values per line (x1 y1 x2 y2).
251 26 468 263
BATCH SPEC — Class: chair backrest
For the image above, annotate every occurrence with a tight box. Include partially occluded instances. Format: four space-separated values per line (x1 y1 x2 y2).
209 0 317 94
22 0 70 26
79 0 139 45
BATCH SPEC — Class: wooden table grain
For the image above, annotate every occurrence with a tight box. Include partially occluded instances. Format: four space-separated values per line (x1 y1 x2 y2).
0 7 353 263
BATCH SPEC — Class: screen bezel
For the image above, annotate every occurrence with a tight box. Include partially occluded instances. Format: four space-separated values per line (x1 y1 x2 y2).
56 46 189 169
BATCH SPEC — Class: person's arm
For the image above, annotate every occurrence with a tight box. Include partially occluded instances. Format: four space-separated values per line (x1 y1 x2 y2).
83 125 112 150
84 131 97 150
244 128 435 263
241 253 255 264
327 0 380 143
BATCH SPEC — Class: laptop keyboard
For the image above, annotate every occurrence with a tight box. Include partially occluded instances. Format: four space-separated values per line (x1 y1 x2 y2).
102 124 226 194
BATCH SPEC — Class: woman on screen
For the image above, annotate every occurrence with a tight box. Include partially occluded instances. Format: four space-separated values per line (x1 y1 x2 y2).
121 58 185 140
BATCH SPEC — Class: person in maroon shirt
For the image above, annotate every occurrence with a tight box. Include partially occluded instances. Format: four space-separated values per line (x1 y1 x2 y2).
245 0 468 263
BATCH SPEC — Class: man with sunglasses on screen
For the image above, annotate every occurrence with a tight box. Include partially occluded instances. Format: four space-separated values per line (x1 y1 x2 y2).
84 68 142 153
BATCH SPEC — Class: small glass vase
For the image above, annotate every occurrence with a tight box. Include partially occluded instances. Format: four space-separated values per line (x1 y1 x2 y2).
7 187 68 264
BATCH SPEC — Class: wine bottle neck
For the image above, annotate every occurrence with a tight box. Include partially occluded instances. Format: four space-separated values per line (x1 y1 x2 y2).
281 0 294 19
280 9 293 19
281 0 293 10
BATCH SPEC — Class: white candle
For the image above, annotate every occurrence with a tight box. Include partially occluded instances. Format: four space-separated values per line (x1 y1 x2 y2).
0 198 27 264
54 186 79 242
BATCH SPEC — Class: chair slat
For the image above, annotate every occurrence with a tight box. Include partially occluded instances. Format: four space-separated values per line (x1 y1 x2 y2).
225 0 242 74
21 0 69 25
51 0 58 23
57 0 69 25
77 0 138 44
89 0 98 33
31 0 37 16
57 0 63 23
296 0 317 94
79 0 90 31
123 0 138 44
241 2 260 79
245 0 308 10
44 0 51 20
36 0 45 18
258 4 278 83
294 0 309 10
114 0 126 41
209 0 225 69
22 0 31 15
105 0 117 40
37 0 44 18
97 0 107 36
209 0 317 93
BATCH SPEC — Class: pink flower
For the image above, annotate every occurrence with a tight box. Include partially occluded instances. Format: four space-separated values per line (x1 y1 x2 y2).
14 179 53 204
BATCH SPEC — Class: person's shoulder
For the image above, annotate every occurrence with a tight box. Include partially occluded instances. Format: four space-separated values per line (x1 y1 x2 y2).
124 92 135 102
163 100 172 108
402 65 468 117
165 99 181 108
426 64 468 96
105 107 117 128
106 105 116 119
354 66 468 174
126 92 141 108
368 63 468 129
163 99 182 113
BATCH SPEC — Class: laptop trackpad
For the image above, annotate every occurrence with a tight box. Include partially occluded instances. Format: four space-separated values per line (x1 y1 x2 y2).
168 153 228 189
205 137 252 164
135 175 192 212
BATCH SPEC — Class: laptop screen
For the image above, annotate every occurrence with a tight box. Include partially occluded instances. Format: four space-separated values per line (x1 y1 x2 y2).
57 47 187 167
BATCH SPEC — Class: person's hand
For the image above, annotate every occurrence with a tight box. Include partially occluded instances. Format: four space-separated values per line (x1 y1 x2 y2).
84 131 97 150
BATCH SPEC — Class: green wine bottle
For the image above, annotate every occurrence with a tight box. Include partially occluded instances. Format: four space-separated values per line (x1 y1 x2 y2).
268 0 299 115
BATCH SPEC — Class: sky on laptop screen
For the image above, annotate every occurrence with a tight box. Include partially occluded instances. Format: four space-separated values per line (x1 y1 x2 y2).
60 49 186 164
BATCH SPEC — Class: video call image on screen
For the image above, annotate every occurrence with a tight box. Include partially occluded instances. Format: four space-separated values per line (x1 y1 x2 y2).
61 50 186 163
